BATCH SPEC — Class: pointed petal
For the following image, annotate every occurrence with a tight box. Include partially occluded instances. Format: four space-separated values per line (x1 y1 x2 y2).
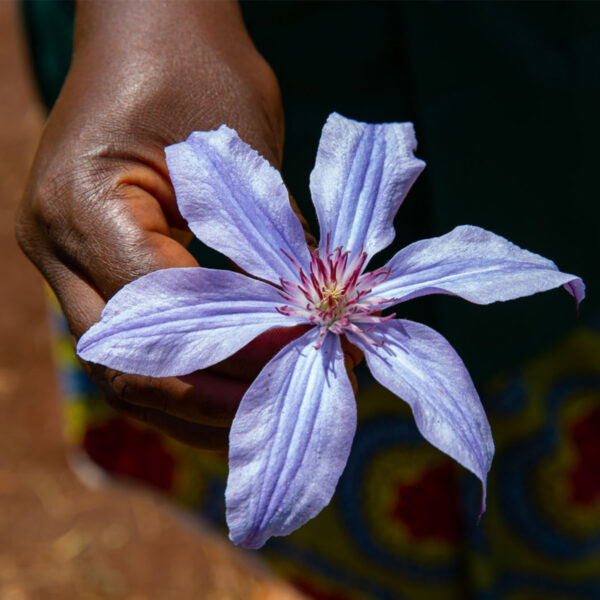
374 225 585 307
77 268 302 377
347 319 494 511
309 113 425 262
165 126 311 284
226 328 356 549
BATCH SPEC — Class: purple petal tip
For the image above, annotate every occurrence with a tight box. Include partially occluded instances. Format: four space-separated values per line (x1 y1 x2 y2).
563 278 585 313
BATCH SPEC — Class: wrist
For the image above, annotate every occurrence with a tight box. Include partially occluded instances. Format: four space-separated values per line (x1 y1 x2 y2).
69 0 282 164
73 0 267 82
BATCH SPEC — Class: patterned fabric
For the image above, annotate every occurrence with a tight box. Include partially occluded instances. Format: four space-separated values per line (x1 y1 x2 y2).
48 285 600 599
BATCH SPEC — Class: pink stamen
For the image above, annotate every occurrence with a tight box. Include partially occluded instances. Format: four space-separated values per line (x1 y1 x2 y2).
314 326 328 350
276 236 396 341
279 247 301 271
310 272 321 294
299 269 310 288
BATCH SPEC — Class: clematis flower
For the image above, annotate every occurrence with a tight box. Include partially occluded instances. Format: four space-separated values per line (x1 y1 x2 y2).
77 113 584 549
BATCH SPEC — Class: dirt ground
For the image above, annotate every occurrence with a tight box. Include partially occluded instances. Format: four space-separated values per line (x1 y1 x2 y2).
0 2 303 598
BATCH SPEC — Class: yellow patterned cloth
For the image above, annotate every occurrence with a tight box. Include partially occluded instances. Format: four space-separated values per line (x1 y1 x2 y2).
48 287 600 599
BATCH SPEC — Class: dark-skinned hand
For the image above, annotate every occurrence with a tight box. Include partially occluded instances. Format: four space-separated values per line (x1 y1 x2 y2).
17 0 361 451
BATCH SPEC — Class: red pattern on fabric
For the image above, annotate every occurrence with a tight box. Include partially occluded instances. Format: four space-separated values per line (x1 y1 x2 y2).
391 462 462 542
83 416 175 491
568 405 600 506
293 578 353 600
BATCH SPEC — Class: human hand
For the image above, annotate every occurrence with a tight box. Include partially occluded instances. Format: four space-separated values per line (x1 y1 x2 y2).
16 0 327 450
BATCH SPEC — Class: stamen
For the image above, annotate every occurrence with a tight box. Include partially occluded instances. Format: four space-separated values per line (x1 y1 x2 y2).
279 247 301 271
314 326 328 350
310 272 321 294
299 269 310 288
277 237 396 340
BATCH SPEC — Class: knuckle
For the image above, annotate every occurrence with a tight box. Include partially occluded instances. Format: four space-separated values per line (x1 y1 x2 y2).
107 370 168 413
103 378 151 424
14 207 36 258
108 370 135 402
107 395 150 425
17 172 77 267
29 171 73 231
19 156 116 256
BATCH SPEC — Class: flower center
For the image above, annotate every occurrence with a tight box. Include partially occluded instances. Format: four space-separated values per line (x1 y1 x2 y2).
277 235 396 347
317 282 346 311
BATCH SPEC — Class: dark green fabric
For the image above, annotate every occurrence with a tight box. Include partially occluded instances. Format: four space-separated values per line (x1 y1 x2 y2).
398 1 600 379
21 0 74 110
242 0 599 381
21 0 598 383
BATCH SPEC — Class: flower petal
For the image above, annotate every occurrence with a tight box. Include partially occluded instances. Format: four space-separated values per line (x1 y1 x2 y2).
309 112 425 262
226 328 356 549
373 225 585 307
347 319 494 512
77 268 302 377
165 126 311 284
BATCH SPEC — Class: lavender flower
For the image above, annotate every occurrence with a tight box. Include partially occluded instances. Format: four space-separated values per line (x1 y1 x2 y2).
77 113 584 549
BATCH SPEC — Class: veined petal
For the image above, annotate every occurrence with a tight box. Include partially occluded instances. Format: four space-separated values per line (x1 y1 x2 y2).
347 319 494 511
373 225 585 308
309 113 425 263
165 126 311 284
226 328 356 549
77 268 302 377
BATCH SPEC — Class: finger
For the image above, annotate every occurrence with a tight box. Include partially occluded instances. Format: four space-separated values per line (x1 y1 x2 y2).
119 160 190 232
344 352 358 394
208 324 311 380
82 182 199 299
32 171 198 303
341 335 362 395
170 228 194 247
53 267 238 427
101 368 245 427
47 261 107 339
341 334 364 368
102 389 229 452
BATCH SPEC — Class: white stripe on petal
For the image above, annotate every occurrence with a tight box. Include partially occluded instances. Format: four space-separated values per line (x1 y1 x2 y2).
372 225 585 308
166 126 311 284
309 113 425 264
348 319 494 513
77 268 303 376
226 328 356 549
